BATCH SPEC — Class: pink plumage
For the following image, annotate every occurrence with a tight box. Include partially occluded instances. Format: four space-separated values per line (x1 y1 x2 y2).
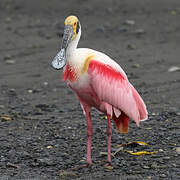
64 59 148 165
52 15 148 167
88 60 147 125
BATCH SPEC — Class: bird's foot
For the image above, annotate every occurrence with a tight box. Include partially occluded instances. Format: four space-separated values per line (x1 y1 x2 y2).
104 161 112 168
71 163 92 171
59 163 92 177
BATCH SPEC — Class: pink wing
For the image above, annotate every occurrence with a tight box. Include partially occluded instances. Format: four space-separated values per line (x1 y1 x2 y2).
88 60 148 125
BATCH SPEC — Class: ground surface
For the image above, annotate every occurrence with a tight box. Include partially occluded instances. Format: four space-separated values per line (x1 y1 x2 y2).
0 0 180 179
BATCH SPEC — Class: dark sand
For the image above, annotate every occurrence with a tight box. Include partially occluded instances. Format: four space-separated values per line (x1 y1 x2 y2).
0 0 180 179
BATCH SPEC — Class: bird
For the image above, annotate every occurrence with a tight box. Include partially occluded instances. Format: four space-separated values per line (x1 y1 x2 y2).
51 15 148 167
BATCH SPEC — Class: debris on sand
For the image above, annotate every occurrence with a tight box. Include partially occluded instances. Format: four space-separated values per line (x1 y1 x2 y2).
7 162 19 168
168 66 180 72
59 170 77 178
126 151 157 156
0 115 12 121
116 141 148 148
101 141 157 157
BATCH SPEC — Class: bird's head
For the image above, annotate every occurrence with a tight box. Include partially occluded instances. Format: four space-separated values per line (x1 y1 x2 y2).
64 16 80 42
52 15 81 70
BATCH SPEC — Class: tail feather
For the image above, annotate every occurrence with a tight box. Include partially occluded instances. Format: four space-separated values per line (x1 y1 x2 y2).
130 84 148 121
112 111 129 134
112 84 147 133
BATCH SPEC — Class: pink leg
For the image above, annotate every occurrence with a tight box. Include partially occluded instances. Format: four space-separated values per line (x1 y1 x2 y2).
84 106 92 165
75 95 93 167
69 104 92 170
107 114 112 164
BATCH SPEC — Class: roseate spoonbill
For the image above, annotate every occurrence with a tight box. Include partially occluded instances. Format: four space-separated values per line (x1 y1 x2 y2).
52 15 148 166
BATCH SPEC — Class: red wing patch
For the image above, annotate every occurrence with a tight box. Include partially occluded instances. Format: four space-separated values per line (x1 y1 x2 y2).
88 60 125 81
63 64 77 82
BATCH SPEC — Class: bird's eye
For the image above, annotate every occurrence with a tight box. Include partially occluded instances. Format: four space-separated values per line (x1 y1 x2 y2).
76 21 80 34
74 22 77 26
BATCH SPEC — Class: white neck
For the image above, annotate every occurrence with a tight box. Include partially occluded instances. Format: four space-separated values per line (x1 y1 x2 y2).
66 28 81 60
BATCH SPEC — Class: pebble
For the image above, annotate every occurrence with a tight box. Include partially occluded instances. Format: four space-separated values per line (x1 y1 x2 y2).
47 145 53 149
5 59 16 64
163 156 170 160
175 147 180 154
143 165 150 169
160 174 167 178
124 20 135 25
151 112 157 116
43 82 48 86
172 163 177 167
0 157 6 162
168 66 180 72
28 89 33 93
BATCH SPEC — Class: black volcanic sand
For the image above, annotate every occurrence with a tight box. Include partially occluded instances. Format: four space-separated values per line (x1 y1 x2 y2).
0 0 180 179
